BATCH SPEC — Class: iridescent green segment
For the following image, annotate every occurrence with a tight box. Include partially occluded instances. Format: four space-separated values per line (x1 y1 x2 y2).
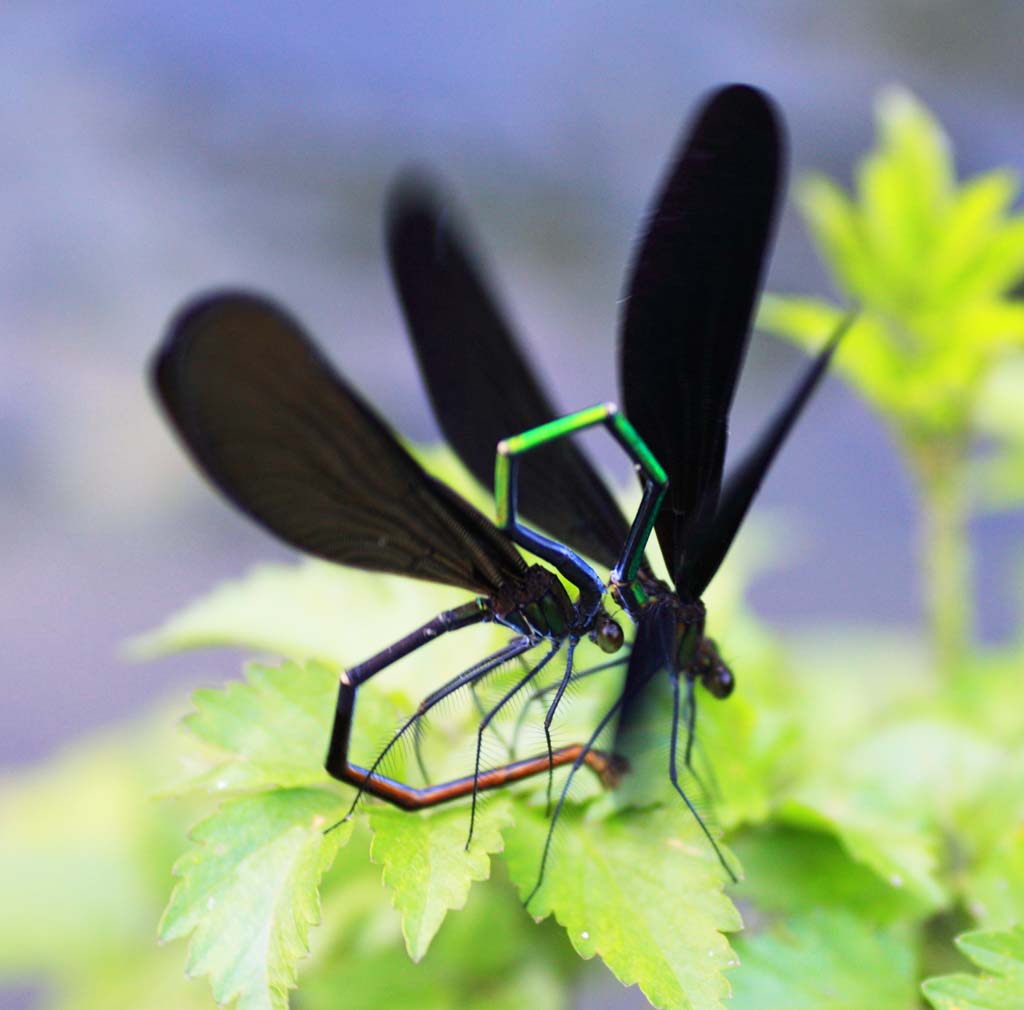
608 411 666 586
494 403 667 595
501 403 612 455
494 446 515 528
616 578 649 611
613 412 666 485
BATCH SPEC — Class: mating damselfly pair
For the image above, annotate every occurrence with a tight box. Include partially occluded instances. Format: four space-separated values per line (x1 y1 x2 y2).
152 84 849 900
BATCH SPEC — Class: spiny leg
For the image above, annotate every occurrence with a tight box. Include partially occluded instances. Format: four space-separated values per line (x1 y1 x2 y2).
337 635 536 822
669 673 737 882
466 640 562 849
678 674 713 799
683 674 698 769
510 654 628 759
409 678 511 787
325 599 490 781
541 637 578 815
469 679 512 753
691 731 723 803
412 717 430 784
353 743 623 812
524 691 627 908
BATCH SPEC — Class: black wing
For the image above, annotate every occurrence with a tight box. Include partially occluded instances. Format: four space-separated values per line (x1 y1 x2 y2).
679 317 849 597
152 291 527 596
387 174 632 570
619 84 785 585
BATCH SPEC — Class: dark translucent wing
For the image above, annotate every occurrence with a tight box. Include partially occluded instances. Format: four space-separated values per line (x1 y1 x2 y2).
152 291 527 596
612 597 677 755
387 174 632 569
679 318 849 597
620 84 785 580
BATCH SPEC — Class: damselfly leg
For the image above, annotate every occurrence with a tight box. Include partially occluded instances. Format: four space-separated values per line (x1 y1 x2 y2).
494 403 666 802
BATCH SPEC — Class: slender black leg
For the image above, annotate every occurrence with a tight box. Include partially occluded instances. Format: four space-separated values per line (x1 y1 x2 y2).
465 641 562 849
683 674 698 769
494 405 667 619
325 599 489 780
541 638 577 814
669 674 737 883
679 675 712 797
412 718 430 784
691 733 723 803
469 680 512 753
338 636 537 818
525 691 628 907
509 655 628 759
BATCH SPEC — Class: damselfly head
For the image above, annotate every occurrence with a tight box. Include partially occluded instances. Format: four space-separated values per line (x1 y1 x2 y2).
592 613 625 654
694 636 734 699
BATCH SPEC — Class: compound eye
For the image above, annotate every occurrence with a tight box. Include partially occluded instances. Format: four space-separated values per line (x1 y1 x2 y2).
596 618 624 654
703 665 735 699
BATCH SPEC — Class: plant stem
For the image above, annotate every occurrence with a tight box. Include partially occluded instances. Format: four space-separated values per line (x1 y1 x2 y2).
914 437 972 678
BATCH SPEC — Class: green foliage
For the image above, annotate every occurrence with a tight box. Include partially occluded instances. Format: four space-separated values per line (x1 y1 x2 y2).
6 527 1024 1009
157 645 529 1004
761 86 1024 447
922 926 1024 1010
369 800 514 961
307 846 576 1010
505 805 742 1010
972 357 1024 509
175 660 340 793
160 789 346 1010
729 910 918 1010
135 568 753 1010
80 544 1024 1010
730 826 929 924
763 86 1024 674
5 91 1024 1010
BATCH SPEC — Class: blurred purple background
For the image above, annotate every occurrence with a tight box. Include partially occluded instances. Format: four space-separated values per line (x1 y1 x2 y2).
3 0 1024 771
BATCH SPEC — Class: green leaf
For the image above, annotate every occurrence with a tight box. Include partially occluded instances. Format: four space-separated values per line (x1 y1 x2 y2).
777 718 1001 914
957 927 1024 977
934 170 1014 261
857 88 953 309
178 660 337 794
780 625 933 754
729 909 918 1010
160 788 347 1010
826 719 1003 822
758 297 913 423
972 355 1024 509
797 176 871 300
731 825 934 924
503 804 742 1010
932 171 1020 299
964 834 1024 931
955 747 1024 928
780 795 946 913
168 656 416 801
923 926 1024 1010
305 861 577 1010
0 730 170 973
369 799 515 961
128 558 483 669
767 84 1024 473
